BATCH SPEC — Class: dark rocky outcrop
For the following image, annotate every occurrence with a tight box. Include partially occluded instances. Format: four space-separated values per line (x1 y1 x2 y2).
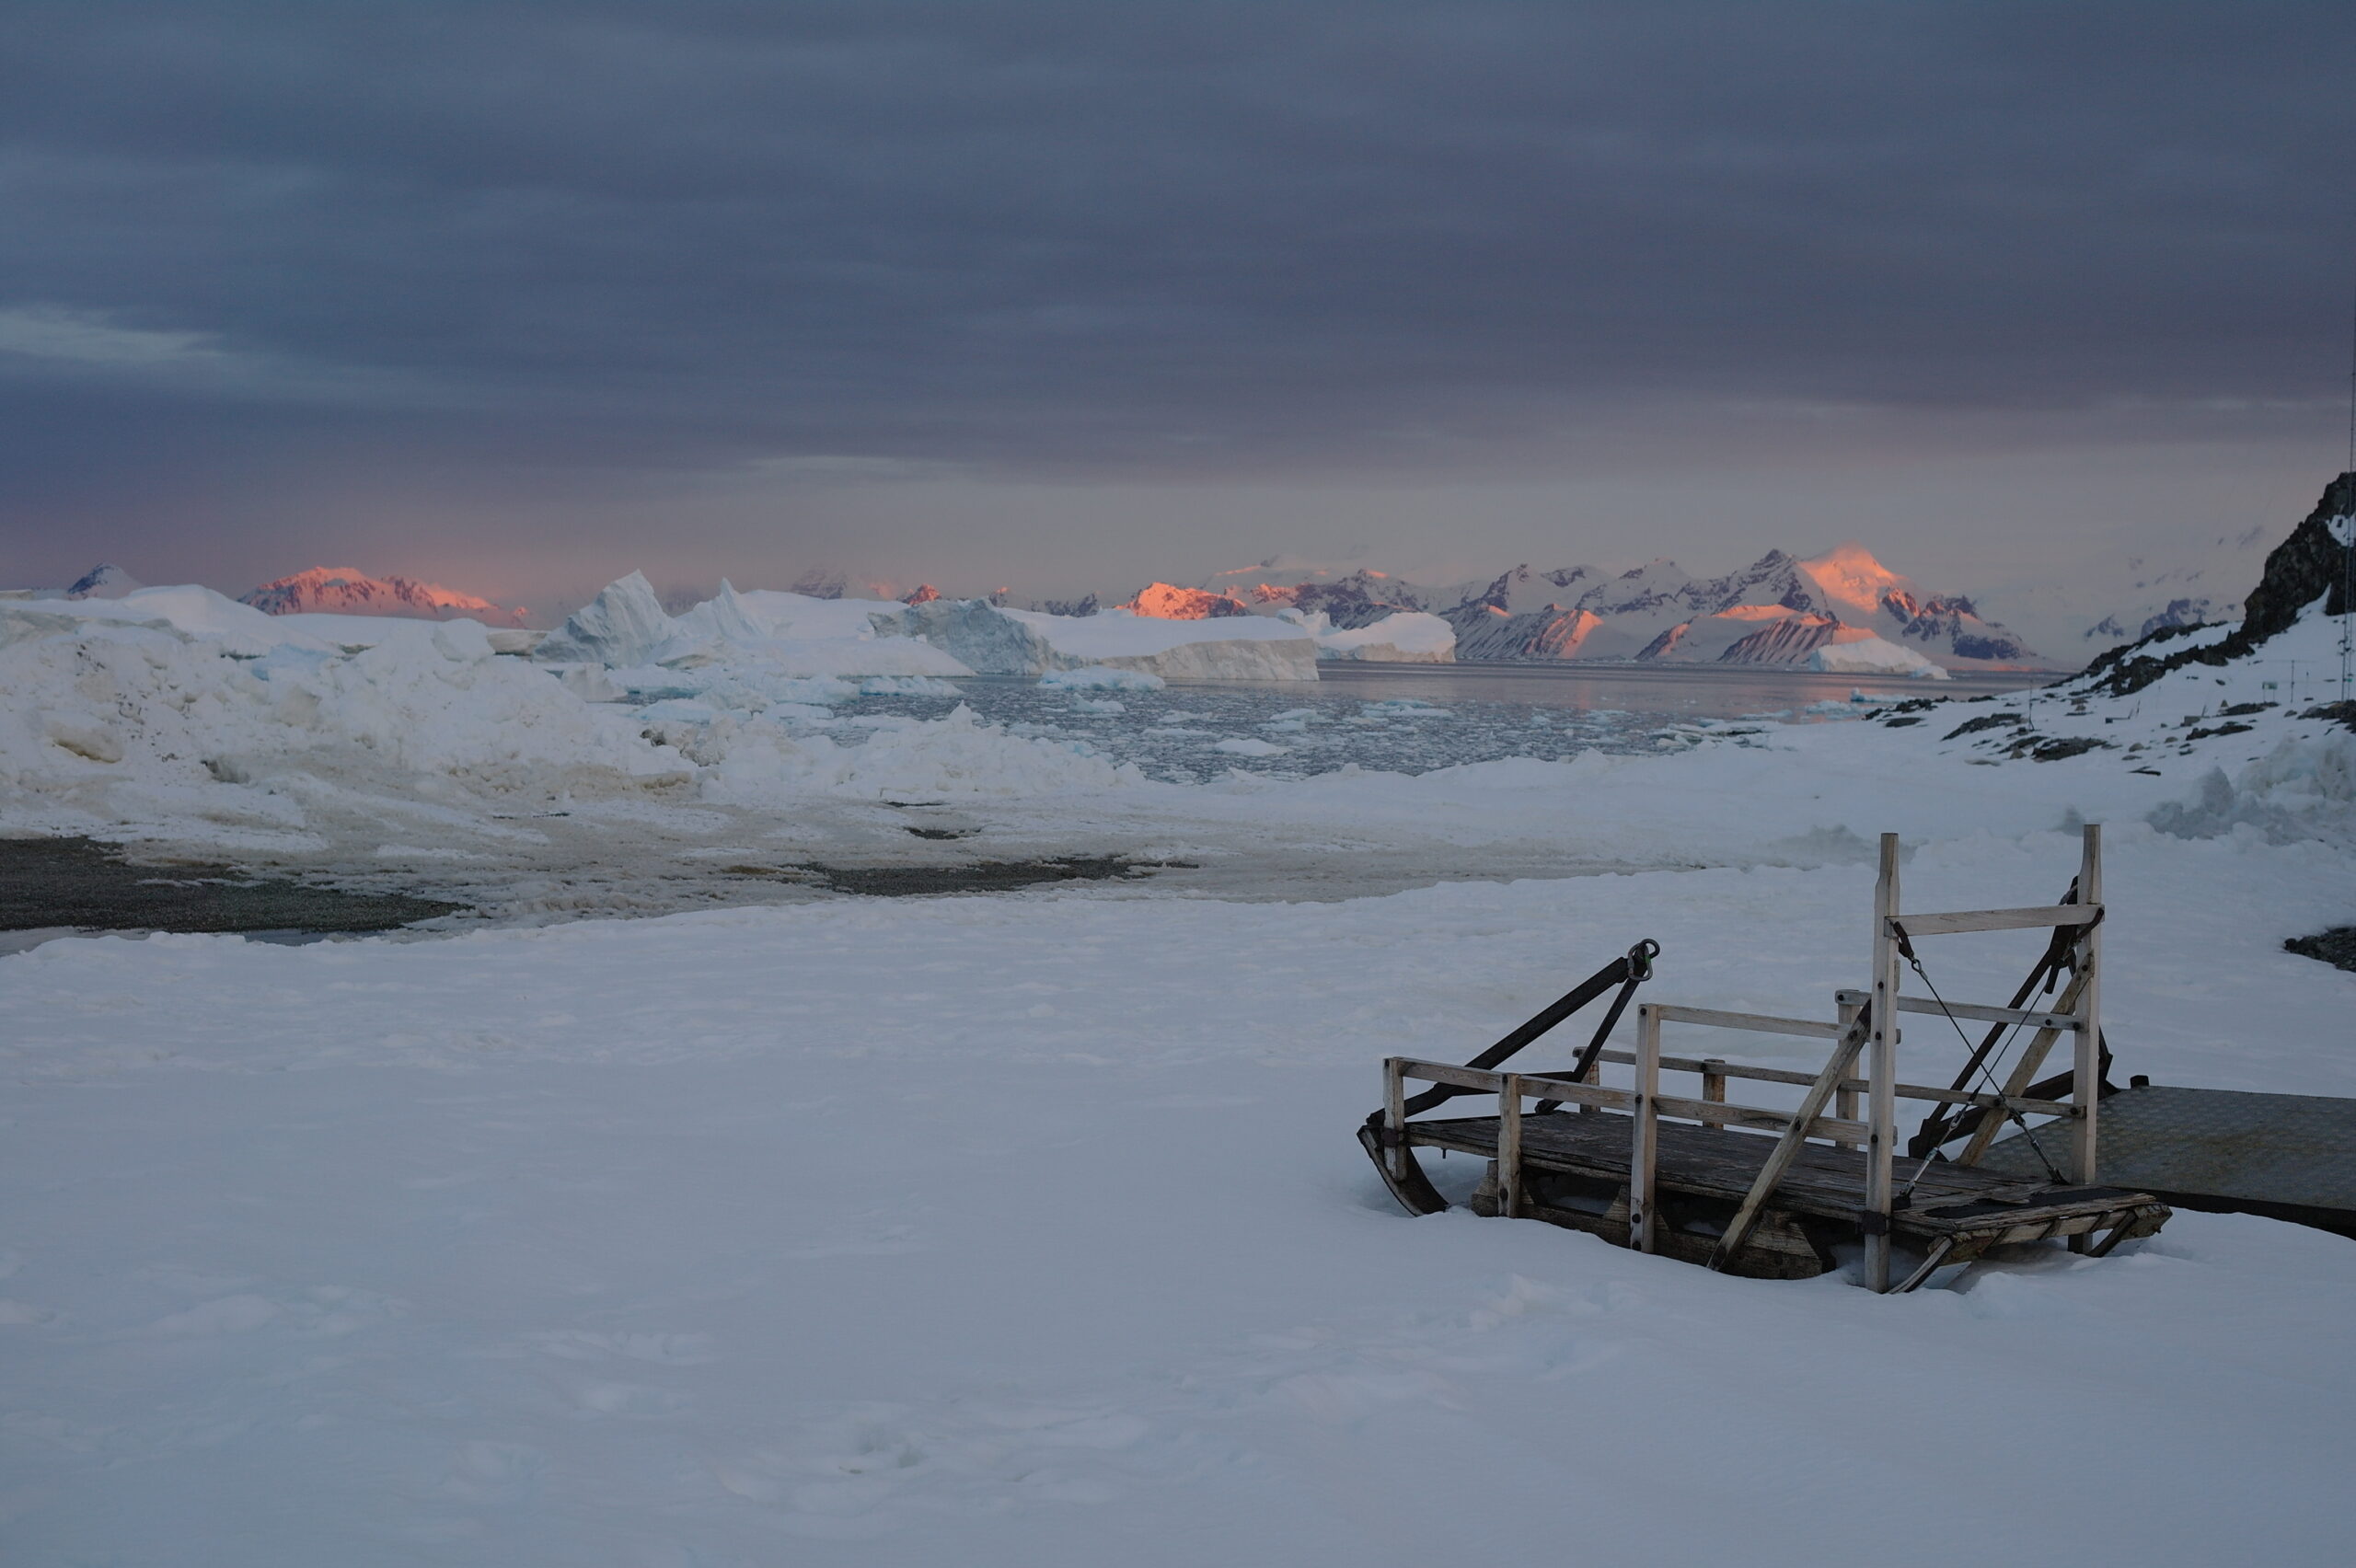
2084 473 2354 697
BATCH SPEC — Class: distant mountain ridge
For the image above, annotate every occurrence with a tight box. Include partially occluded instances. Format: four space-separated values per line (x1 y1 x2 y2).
241 567 528 626
1186 543 2041 669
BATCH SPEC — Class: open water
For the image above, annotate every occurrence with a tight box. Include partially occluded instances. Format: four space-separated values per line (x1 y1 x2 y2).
831 661 2059 784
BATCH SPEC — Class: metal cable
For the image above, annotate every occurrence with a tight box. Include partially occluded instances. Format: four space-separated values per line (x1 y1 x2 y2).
1893 928 2066 1188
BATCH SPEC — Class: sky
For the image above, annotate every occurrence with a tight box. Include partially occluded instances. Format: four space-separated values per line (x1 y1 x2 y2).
2 2 2353 617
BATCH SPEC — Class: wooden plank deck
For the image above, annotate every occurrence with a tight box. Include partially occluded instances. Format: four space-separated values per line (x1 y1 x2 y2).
1407 1111 2159 1242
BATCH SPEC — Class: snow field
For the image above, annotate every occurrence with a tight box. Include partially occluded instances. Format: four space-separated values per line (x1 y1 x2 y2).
2 830 2352 1563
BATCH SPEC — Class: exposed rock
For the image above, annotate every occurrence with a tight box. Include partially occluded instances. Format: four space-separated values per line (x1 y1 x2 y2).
64 563 142 599
241 566 527 625
1123 582 1251 618
2085 474 2355 697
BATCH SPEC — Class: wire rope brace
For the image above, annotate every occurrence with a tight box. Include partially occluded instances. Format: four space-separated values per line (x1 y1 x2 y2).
1886 920 2069 1193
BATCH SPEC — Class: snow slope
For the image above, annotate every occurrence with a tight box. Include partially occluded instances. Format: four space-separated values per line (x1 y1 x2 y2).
1 831 2350 1564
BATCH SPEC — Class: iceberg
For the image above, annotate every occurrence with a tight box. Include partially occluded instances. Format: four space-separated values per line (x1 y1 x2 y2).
536 571 684 667
1283 608 1456 663
1808 635 1950 679
888 598 1317 681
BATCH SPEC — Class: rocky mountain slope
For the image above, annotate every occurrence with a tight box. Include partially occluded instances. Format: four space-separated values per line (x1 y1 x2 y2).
2083 473 2355 698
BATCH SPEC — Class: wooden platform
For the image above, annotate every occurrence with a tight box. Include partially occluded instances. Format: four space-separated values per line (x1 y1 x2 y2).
1395 1110 2168 1285
1366 827 2180 1292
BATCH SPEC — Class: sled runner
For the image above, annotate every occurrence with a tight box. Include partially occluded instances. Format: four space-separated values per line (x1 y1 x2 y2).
1362 825 2175 1291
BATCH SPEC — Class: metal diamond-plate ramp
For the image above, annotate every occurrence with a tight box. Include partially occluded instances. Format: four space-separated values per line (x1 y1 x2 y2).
1981 1085 2356 1213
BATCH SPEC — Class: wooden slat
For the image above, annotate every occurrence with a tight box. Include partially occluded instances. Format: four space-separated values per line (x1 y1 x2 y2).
1652 1093 1869 1145
1836 988 2084 1033
1568 1046 2070 1115
1890 905 2102 937
1498 1074 1525 1218
1629 1006 1661 1253
1900 997 2081 1032
2072 824 2104 1204
1391 1059 1503 1092
1384 1058 1409 1182
1647 1004 1847 1039
1509 1076 1634 1111
1833 997 1863 1151
1865 833 1901 1292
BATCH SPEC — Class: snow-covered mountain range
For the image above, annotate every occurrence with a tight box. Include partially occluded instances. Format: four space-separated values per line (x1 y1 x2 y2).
1126 543 2039 671
32 526 2284 674
238 567 528 626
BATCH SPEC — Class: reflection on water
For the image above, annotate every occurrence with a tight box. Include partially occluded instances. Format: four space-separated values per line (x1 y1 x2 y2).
831 661 2061 785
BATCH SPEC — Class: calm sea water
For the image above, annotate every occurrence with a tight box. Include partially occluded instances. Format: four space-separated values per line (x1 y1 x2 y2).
836 661 2061 784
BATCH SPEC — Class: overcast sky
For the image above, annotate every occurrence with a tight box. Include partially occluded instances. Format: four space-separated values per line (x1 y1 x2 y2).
3 2 2351 611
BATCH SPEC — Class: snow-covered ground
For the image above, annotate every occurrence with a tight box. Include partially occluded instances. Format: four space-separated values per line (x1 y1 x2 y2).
3 582 2353 1562
3 829 2352 1564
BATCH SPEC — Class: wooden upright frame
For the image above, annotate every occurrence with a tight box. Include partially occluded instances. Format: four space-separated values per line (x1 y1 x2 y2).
1863 824 2106 1286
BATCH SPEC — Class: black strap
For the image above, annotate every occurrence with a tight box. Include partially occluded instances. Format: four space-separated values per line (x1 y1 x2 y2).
1398 940 1658 1117
1533 966 1648 1113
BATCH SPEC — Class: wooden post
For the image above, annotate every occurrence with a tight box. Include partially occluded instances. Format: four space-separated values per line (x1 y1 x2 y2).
1702 1058 1727 1107
1865 833 1901 1292
1384 1057 1409 1184
1629 1005 1662 1253
2070 824 2104 1244
1705 1013 1868 1273
1832 997 1863 1150
1499 1074 1525 1218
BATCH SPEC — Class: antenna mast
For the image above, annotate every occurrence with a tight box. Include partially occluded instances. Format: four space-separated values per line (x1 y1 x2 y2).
2344 259 2355 696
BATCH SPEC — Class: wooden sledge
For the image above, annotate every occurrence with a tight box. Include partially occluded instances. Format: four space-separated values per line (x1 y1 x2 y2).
1361 825 2173 1291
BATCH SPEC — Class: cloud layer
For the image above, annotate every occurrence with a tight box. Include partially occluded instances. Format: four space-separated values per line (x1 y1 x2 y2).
3 3 2351 594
